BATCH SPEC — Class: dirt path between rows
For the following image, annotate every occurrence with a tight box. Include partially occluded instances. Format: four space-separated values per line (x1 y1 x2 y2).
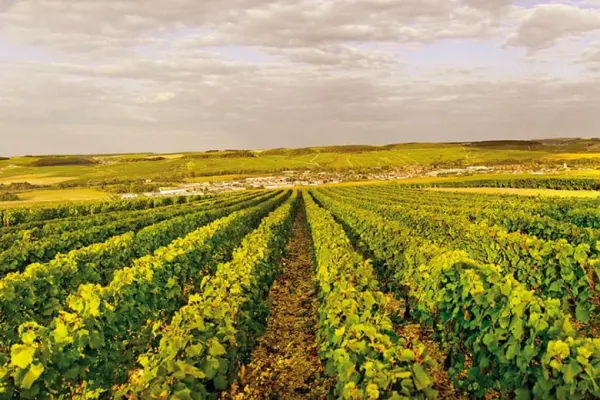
225 202 332 400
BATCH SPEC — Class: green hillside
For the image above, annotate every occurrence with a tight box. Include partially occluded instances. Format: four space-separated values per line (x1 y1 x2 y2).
2 138 600 188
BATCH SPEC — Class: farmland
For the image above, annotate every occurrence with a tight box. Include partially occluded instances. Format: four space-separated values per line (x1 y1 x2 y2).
1 138 600 189
3 138 600 208
0 183 599 399
427 187 600 198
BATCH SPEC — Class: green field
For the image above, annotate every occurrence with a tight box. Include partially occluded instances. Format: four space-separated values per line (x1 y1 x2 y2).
2 138 600 187
426 186 600 197
0 188 110 208
1 138 600 207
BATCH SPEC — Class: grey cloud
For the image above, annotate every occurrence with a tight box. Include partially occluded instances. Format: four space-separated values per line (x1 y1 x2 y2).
0 0 598 155
269 44 401 70
2 53 599 155
577 43 600 75
0 0 17 12
205 1 502 47
582 44 600 64
462 0 513 11
507 4 600 51
1 0 501 53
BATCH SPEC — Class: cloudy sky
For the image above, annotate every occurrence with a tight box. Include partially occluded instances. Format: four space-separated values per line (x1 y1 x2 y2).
1 0 600 155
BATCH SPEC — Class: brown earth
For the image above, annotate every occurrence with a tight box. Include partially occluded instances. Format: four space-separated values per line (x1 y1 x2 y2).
224 204 333 400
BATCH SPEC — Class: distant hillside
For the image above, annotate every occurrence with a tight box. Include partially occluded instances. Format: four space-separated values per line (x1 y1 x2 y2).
262 138 600 154
539 138 600 152
462 140 547 151
2 137 600 188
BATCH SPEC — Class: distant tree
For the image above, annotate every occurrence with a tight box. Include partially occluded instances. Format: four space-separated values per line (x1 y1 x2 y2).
0 193 20 202
31 157 98 167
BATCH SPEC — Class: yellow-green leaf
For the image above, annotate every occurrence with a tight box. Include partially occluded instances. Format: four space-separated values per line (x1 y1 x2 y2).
208 340 226 357
52 320 73 345
412 363 433 391
20 363 44 390
11 345 35 369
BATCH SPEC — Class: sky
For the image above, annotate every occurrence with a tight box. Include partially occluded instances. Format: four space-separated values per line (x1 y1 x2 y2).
1 0 600 155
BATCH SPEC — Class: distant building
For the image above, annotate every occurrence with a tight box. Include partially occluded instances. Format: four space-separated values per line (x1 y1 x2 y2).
159 188 189 196
121 193 139 199
466 166 490 171
426 168 466 177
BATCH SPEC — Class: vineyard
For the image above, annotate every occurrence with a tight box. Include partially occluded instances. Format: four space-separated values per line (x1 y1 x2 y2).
0 185 599 399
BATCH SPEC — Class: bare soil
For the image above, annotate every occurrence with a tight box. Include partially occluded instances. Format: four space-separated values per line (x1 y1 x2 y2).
224 205 333 400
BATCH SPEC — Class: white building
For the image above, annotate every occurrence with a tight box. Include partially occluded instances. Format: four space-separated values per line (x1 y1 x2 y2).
426 169 467 177
466 166 490 171
159 188 189 196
